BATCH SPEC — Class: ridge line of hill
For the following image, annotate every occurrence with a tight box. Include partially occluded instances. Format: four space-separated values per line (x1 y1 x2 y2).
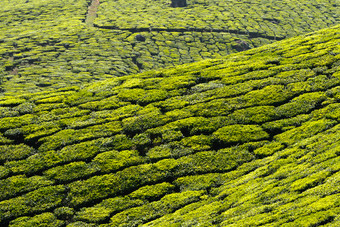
93 24 286 41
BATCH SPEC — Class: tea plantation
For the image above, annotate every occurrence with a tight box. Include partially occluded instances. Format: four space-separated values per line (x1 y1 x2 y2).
0 0 339 94
0 23 339 226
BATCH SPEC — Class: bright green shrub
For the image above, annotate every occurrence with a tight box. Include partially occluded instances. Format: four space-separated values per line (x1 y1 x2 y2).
177 148 254 175
228 106 276 124
5 138 113 175
174 173 227 191
107 191 204 227
275 119 336 145
0 166 9 179
13 102 35 115
0 132 13 144
153 97 189 111
63 90 99 106
241 85 294 106
92 149 143 173
307 194 340 213
254 142 285 157
35 96 64 104
262 114 310 133
183 99 233 117
0 185 66 222
325 103 340 120
0 107 19 118
67 160 179 207
66 221 96 227
0 144 34 161
122 106 168 134
38 121 122 151
0 114 34 130
146 141 194 160
180 135 213 151
9 212 64 227
129 182 176 201
75 196 143 223
43 161 98 183
169 117 218 135
79 96 127 110
4 150 63 175
33 103 68 112
290 170 331 192
164 109 193 121
157 76 196 90
21 122 62 142
275 92 328 118
286 210 336 227
0 98 26 107
213 124 269 144
54 207 75 221
0 175 53 200
117 88 168 105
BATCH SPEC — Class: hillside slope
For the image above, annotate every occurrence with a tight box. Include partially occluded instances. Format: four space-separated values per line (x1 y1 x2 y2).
1 0 339 94
0 25 339 226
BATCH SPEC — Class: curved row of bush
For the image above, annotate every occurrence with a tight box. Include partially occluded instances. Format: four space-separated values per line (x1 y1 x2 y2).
0 0 338 94
0 25 339 226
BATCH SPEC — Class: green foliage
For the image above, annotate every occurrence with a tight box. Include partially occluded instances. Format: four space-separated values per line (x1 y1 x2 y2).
9 213 64 227
0 186 66 222
75 196 143 223
174 173 227 191
0 0 338 95
214 124 269 144
54 207 75 221
0 14 339 227
254 141 285 157
0 175 53 200
275 92 328 118
43 162 98 183
290 170 331 192
275 119 336 145
92 149 143 173
129 182 176 201
0 144 34 161
228 106 276 124
107 190 205 227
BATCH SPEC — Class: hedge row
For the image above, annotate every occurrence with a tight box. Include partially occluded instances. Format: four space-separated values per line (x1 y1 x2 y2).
0 0 338 95
0 25 339 226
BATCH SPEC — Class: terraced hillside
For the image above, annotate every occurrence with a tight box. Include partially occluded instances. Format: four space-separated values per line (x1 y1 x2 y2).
1 0 339 94
0 25 339 226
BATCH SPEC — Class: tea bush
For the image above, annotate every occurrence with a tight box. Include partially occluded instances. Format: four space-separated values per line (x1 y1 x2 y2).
0 23 339 226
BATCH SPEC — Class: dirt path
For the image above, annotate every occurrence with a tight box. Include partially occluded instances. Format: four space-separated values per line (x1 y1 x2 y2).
85 0 100 27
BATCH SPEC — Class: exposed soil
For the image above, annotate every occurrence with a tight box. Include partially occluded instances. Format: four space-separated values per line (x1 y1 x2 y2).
85 0 100 27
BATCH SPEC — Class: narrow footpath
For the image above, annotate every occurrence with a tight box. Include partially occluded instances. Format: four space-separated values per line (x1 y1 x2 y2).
85 0 100 27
